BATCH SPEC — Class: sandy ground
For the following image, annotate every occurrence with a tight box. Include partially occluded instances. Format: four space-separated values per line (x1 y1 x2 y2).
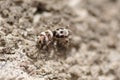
0 0 120 80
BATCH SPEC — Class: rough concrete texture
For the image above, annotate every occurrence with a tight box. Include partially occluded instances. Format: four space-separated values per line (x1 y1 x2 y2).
0 0 120 80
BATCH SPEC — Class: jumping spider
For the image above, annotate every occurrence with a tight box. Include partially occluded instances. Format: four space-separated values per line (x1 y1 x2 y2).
37 28 71 51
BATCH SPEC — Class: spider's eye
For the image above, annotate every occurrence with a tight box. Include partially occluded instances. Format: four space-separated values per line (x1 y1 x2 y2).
60 31 63 34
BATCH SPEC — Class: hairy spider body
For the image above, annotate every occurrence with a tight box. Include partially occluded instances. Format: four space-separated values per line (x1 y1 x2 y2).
37 28 71 51
37 30 53 49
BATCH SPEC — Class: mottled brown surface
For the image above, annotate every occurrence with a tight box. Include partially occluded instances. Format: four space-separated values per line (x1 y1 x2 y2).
0 0 120 80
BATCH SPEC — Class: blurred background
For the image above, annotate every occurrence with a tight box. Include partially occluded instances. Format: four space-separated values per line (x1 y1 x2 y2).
0 0 120 80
